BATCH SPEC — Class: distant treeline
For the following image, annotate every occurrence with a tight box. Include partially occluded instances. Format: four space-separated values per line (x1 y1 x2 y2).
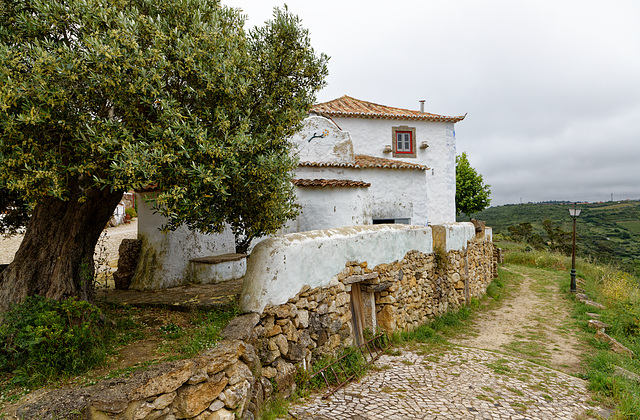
459 200 640 276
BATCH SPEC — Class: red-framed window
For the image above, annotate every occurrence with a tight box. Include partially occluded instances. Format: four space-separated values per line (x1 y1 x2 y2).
395 131 413 154
392 126 416 157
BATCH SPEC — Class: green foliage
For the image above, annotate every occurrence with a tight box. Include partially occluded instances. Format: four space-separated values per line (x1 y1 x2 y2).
0 296 108 385
259 395 290 420
455 152 491 217
486 278 505 300
550 251 640 419
173 307 239 357
467 200 640 276
393 306 473 346
541 219 572 255
125 207 137 218
507 222 544 249
503 248 570 271
0 0 328 251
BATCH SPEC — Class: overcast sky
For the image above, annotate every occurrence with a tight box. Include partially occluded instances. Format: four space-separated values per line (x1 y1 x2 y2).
224 0 640 206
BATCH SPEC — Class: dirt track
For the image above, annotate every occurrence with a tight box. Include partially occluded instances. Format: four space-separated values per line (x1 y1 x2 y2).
0 220 138 269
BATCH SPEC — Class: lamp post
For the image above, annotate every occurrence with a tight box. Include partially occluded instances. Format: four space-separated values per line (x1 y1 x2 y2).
569 202 582 293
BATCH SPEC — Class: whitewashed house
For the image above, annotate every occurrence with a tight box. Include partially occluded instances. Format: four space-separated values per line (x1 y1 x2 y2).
287 95 466 232
131 96 466 290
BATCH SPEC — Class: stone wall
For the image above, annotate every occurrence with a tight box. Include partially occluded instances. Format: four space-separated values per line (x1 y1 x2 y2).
250 230 496 395
17 228 497 420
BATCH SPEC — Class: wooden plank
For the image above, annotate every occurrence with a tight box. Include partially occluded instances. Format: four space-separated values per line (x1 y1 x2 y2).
350 284 365 345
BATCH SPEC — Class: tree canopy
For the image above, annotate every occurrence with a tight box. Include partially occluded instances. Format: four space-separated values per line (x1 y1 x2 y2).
0 0 328 309
455 152 491 217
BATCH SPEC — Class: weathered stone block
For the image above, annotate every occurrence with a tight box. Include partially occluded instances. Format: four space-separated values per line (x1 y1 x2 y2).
113 239 141 290
208 408 235 420
172 372 228 419
335 292 350 307
295 309 309 328
273 360 296 398
284 342 305 362
265 324 282 338
272 334 288 356
225 361 253 386
152 392 177 410
261 366 277 378
595 330 634 357
221 313 260 342
377 305 396 332
209 399 225 412
219 379 251 411
201 341 245 376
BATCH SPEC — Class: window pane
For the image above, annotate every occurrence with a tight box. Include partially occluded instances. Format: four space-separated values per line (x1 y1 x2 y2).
396 131 412 152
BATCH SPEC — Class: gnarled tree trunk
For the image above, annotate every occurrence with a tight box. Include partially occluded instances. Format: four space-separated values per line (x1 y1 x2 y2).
0 187 123 312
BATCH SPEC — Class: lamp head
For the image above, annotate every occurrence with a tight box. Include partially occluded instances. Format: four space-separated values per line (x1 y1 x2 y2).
569 203 582 218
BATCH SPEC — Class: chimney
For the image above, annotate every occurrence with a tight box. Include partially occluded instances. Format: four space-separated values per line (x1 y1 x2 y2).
419 100 425 113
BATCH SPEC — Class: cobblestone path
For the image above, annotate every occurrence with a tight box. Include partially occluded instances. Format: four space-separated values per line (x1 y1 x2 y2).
287 346 599 419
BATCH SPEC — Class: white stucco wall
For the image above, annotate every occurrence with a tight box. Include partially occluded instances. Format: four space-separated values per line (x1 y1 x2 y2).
290 116 354 163
295 166 427 226
485 227 493 242
330 116 457 224
240 224 433 313
283 186 371 233
131 192 236 290
431 222 476 252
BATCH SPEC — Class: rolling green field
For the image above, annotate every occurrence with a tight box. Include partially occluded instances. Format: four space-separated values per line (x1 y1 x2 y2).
460 200 640 275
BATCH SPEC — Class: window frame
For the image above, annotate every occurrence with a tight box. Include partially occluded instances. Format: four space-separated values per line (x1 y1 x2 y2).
392 126 417 158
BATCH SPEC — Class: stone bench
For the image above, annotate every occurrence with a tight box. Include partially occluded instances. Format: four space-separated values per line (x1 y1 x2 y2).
189 253 247 285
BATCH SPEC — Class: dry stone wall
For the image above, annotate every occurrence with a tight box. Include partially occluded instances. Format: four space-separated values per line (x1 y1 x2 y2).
16 231 497 420
251 232 496 390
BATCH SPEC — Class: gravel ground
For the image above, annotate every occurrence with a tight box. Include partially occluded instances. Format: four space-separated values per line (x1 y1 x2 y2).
0 219 138 272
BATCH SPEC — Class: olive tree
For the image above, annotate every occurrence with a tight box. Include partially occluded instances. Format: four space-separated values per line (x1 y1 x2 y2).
455 152 491 217
0 0 328 311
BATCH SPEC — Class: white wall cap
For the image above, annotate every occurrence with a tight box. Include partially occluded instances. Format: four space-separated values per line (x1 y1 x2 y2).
240 224 432 313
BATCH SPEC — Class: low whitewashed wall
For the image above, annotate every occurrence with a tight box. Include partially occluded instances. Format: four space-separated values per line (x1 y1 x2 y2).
241 224 434 313
431 222 476 252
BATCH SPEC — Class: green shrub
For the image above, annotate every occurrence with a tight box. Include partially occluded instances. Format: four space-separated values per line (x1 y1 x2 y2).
125 207 137 218
0 296 108 385
486 279 505 300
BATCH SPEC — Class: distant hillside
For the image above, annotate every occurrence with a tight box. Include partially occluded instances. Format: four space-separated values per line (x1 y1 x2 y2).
459 200 640 275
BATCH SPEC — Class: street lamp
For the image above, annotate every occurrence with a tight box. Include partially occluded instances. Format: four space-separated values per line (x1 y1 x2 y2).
569 202 582 293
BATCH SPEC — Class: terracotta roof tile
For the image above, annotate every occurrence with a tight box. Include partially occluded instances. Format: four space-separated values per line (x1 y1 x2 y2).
311 95 466 123
292 179 371 188
299 155 429 171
